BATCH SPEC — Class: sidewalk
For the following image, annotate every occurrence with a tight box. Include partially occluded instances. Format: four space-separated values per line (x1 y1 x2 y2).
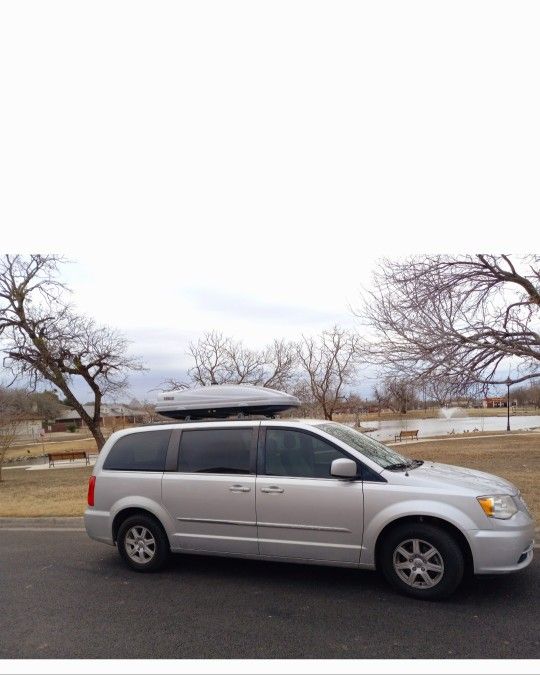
26 457 97 471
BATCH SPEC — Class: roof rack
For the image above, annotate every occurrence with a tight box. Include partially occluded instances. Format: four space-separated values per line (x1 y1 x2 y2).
142 413 280 427
155 384 301 421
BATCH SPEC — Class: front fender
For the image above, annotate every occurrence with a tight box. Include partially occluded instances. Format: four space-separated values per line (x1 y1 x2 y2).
361 498 478 567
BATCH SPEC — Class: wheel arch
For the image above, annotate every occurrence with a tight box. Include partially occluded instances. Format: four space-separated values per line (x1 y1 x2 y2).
373 515 474 575
112 507 170 545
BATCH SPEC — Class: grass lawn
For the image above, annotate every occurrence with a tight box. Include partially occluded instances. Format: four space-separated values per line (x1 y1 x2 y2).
0 433 538 519
0 466 93 517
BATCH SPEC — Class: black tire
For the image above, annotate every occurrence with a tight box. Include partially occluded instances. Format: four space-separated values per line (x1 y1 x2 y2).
117 514 170 572
379 522 464 600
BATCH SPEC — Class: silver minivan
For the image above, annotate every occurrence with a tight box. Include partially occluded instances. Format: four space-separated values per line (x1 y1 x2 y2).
85 418 535 599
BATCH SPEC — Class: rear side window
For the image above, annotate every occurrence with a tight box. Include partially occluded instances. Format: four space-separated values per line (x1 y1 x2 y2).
178 428 253 474
103 430 171 471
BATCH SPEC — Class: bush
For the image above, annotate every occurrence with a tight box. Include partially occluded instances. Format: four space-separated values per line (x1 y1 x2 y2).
68 424 77 433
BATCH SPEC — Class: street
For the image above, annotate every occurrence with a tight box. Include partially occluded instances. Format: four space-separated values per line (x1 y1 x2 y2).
0 525 538 659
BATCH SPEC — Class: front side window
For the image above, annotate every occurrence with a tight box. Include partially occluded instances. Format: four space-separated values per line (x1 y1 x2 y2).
103 430 171 471
178 428 253 474
265 429 348 478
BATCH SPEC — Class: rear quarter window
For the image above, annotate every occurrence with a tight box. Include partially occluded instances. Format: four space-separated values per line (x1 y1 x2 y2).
103 430 171 471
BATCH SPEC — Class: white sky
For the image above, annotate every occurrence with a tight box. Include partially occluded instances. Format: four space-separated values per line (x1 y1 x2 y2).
1 2 540 400
58 249 377 399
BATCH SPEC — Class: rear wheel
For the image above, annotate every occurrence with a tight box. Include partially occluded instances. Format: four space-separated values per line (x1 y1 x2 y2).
117 514 169 572
379 522 464 600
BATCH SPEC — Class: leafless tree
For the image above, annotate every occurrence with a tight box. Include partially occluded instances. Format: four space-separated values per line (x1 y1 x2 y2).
372 385 387 413
185 331 297 390
375 376 417 414
512 381 540 408
297 326 361 420
158 378 189 391
359 255 540 390
0 384 62 420
417 375 472 408
140 400 161 423
260 339 297 389
0 410 21 481
188 331 235 385
0 255 144 450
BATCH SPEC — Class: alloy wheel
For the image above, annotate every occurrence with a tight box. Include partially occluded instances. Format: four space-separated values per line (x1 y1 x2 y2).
392 538 445 588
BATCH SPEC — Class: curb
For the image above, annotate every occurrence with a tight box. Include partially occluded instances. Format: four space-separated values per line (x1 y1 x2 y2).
0 516 84 528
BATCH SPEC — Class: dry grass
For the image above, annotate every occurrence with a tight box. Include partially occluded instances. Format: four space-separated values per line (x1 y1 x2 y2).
400 433 539 518
0 433 538 519
0 466 93 517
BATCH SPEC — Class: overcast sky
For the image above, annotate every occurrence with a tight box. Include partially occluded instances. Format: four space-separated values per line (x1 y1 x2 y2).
2 2 539 402
61 250 378 401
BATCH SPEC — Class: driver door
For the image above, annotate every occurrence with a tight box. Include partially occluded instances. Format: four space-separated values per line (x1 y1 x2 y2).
256 427 364 563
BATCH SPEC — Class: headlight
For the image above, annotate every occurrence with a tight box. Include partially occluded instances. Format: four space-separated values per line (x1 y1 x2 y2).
477 495 518 519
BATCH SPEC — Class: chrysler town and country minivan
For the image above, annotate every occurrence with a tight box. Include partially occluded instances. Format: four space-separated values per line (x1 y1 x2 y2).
85 417 535 599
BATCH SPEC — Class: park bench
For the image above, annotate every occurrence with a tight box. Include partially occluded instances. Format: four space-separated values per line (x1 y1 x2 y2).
47 451 90 468
394 430 419 442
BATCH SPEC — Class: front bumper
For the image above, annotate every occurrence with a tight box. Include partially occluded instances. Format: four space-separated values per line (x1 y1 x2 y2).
469 513 535 574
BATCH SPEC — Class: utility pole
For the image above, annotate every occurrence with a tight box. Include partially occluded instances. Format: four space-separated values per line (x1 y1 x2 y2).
506 377 512 432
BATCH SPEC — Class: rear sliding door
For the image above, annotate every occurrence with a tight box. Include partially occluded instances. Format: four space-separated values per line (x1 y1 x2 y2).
162 424 259 555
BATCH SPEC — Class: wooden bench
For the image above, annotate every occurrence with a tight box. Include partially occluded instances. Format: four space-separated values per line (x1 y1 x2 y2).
394 430 419 442
48 451 90 468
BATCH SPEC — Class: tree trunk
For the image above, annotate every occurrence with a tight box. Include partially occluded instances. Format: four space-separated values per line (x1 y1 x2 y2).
86 421 106 451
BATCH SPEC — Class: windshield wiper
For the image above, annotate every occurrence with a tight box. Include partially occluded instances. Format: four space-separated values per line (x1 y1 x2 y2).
385 460 424 471
385 462 413 471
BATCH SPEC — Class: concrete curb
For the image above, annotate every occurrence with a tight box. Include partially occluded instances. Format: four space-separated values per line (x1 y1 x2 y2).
0 516 84 528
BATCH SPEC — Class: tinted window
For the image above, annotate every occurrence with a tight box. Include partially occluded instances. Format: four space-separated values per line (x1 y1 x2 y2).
103 430 171 471
178 428 253 474
265 429 349 478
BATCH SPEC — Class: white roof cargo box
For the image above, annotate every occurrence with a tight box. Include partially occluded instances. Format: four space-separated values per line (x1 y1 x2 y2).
155 384 301 420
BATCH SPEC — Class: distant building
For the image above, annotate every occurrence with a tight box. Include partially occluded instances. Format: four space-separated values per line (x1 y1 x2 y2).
11 415 45 441
483 396 517 408
49 405 148 432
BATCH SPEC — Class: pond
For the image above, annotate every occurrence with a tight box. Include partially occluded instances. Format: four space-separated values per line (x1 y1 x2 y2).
360 414 540 442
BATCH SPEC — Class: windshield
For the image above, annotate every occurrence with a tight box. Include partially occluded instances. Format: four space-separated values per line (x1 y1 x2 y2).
314 422 413 470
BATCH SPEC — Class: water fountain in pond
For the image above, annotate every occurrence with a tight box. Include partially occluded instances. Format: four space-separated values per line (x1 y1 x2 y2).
439 407 463 420
439 407 466 434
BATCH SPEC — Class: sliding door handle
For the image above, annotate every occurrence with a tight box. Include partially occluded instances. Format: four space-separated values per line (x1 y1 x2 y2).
261 486 284 494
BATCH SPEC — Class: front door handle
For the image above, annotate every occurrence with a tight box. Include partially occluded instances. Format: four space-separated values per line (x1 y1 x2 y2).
261 485 284 493
229 485 251 493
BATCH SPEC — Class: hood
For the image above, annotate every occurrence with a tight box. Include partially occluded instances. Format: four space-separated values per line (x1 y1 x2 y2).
402 461 518 495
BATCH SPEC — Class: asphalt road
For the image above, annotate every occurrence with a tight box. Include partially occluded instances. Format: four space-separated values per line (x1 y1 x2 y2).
0 525 539 659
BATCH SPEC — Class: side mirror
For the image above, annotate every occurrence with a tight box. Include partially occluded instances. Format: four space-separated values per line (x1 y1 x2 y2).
331 458 358 479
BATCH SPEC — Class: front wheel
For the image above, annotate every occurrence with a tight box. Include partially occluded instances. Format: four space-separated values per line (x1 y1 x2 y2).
379 522 464 600
117 514 170 572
